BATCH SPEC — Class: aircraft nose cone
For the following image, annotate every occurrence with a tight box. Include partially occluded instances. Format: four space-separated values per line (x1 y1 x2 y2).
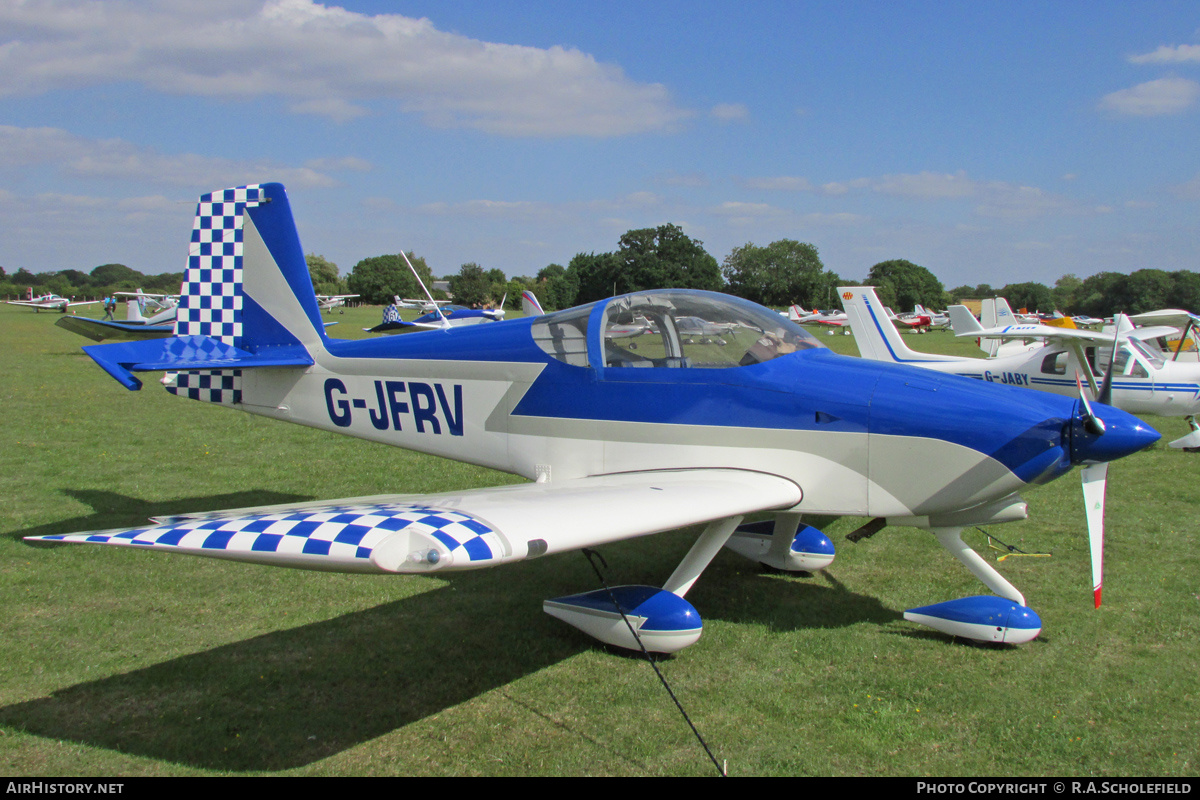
1070 402 1160 464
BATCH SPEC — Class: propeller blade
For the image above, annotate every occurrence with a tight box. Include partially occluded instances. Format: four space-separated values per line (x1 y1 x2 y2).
1080 462 1109 608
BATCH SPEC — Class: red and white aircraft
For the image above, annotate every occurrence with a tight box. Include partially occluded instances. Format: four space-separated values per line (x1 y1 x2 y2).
7 288 99 313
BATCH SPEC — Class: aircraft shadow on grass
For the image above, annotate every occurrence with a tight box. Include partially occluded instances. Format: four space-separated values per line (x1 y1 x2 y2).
9 489 313 541
7 498 895 771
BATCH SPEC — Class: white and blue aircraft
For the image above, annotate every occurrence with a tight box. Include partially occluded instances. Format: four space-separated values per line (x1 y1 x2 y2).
26 185 1160 652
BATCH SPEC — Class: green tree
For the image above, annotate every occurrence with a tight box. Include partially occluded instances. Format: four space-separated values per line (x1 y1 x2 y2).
59 269 94 290
1075 272 1126 318
567 252 623 305
722 239 836 308
90 263 140 286
1169 271 1200 313
146 272 185 295
865 259 944 310
535 263 579 311
1053 274 1083 312
306 254 344 295
347 253 433 305
1122 269 1175 314
448 262 494 307
998 282 1054 314
616 224 722 296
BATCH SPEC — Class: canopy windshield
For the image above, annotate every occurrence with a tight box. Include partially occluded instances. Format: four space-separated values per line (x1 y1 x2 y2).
599 291 824 369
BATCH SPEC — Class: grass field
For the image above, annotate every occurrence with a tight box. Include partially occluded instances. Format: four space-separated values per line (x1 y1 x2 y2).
1 303 1197 776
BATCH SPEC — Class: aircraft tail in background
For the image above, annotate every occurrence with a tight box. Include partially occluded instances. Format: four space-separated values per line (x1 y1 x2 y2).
521 290 545 317
838 286 960 364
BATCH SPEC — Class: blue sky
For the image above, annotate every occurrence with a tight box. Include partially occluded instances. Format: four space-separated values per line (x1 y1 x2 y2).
1 0 1198 291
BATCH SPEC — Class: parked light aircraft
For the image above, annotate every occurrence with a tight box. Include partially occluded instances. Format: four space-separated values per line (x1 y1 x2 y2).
845 285 1199 450
55 297 176 342
785 304 822 323
115 290 178 312
785 303 847 327
889 307 934 332
912 304 950 329
316 294 359 313
26 185 1159 653
367 294 520 335
8 289 99 313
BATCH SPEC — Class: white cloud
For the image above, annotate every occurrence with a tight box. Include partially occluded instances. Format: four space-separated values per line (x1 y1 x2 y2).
710 103 749 122
0 0 690 136
1128 44 1200 64
714 201 783 217
417 199 556 223
972 183 1073 220
1098 76 1200 116
738 176 813 191
1171 174 1200 200
657 172 709 188
872 170 977 199
737 168 1082 220
0 125 358 188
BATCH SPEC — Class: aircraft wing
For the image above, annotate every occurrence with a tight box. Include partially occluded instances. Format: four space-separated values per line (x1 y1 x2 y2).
1124 325 1181 341
26 469 803 574
1129 309 1198 327
363 320 443 334
55 316 174 342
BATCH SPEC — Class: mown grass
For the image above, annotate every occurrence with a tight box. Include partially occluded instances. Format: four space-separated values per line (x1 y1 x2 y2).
1 304 1196 776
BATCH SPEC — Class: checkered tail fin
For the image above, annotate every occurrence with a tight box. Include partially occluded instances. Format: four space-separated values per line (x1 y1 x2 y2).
164 182 325 406
80 183 319 401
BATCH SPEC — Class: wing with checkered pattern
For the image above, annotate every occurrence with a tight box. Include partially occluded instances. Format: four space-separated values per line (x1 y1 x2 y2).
26 469 802 575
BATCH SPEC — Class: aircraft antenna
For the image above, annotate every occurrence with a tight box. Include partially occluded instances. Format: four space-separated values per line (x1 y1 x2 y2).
399 250 450 329
581 548 727 777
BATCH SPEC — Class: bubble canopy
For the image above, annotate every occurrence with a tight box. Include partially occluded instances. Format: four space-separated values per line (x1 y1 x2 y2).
532 290 824 370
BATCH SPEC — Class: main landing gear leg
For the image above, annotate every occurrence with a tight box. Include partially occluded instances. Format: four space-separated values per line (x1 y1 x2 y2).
543 516 744 654
902 526 1043 644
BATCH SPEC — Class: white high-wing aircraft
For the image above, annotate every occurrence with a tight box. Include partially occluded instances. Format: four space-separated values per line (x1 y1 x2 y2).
8 288 99 313
115 289 178 313
27 185 1160 653
845 285 1200 449
316 294 359 313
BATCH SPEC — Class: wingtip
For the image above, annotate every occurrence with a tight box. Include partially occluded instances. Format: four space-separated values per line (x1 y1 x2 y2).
1094 586 1102 608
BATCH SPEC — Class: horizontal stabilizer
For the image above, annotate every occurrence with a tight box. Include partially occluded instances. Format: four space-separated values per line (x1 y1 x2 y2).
947 305 984 336
83 335 313 391
956 324 1108 343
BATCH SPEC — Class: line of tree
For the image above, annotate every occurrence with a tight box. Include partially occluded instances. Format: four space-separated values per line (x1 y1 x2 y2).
0 263 184 300
6 232 1198 318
